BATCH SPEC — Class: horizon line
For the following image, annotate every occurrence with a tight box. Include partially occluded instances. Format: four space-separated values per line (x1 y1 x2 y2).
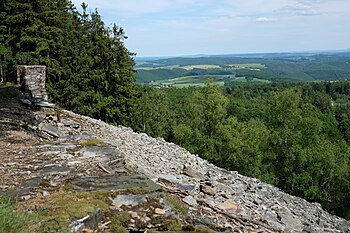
134 48 350 58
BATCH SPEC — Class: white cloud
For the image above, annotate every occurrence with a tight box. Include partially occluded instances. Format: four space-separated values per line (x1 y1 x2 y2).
255 17 278 22
71 0 350 56
279 1 321 16
277 0 349 17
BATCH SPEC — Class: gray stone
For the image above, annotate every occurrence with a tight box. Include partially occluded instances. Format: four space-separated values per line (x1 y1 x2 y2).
70 208 102 232
264 212 285 231
42 191 50 196
176 183 196 193
36 165 71 176
34 101 55 108
216 183 235 195
336 220 350 232
71 175 160 192
279 213 303 232
182 165 205 180
158 174 180 184
17 65 48 101
129 211 139 218
38 122 64 137
200 184 216 196
216 199 240 214
80 146 115 159
19 98 32 106
183 195 197 207
203 198 215 208
13 177 42 197
111 194 148 208
21 195 32 201
63 119 80 128
63 134 92 141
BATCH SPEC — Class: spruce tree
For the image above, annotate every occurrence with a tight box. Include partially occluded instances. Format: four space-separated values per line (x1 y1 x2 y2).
1 0 138 125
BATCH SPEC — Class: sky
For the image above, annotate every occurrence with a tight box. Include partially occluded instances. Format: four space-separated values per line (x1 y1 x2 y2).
71 0 350 57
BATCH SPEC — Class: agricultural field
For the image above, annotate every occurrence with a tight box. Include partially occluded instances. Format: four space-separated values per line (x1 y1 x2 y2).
136 61 268 87
150 75 225 88
182 64 222 70
228 63 266 69
135 52 350 87
148 75 269 88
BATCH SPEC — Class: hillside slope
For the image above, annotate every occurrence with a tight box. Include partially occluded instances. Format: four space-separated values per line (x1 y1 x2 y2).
0 85 349 233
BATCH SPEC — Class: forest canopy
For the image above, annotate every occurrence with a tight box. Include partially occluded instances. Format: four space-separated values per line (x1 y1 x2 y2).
131 80 350 219
0 0 137 125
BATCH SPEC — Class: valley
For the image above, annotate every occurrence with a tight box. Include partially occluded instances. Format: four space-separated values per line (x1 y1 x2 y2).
135 52 350 87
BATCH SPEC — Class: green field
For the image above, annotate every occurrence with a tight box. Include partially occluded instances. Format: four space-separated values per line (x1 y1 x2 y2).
136 54 350 86
149 75 269 88
136 61 268 86
228 63 266 69
182 64 222 70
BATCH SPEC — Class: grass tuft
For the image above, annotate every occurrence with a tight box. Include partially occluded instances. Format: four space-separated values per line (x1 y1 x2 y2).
164 195 188 215
79 138 105 147
110 211 130 233
0 196 38 233
17 190 112 232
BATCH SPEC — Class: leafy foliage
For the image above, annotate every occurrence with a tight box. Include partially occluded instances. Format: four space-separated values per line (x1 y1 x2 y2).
131 80 350 219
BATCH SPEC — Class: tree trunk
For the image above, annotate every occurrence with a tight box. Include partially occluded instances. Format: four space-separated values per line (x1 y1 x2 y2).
0 65 3 84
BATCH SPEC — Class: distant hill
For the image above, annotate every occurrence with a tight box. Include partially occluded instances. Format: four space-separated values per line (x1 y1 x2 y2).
135 49 350 61
135 51 350 86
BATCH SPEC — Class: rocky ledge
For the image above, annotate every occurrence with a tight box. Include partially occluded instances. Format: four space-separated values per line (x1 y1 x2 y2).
1 86 350 233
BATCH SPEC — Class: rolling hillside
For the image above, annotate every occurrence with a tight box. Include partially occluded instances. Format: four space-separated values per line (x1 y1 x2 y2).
135 52 350 87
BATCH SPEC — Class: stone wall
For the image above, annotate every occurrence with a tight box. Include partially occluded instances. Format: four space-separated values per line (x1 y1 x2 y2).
17 65 48 101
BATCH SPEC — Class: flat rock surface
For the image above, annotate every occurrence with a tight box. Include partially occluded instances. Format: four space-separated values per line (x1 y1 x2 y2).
71 175 160 192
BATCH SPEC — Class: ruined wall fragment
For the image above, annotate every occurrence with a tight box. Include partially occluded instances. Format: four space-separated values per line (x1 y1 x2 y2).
17 65 48 101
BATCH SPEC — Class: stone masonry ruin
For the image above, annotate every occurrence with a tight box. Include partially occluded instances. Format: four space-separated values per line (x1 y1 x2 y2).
17 65 48 101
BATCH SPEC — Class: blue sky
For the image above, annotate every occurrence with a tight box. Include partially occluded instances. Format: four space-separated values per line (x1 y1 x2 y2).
71 0 350 57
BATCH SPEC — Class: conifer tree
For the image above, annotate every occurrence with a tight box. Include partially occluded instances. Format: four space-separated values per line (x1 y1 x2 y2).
0 0 137 125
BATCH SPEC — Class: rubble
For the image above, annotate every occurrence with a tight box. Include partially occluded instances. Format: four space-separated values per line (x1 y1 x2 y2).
1 85 350 232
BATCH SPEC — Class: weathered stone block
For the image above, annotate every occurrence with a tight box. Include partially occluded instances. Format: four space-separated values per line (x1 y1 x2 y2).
17 65 48 101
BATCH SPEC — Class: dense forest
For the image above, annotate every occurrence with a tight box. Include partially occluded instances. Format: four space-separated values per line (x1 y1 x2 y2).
1 0 349 221
0 0 137 125
131 80 350 219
